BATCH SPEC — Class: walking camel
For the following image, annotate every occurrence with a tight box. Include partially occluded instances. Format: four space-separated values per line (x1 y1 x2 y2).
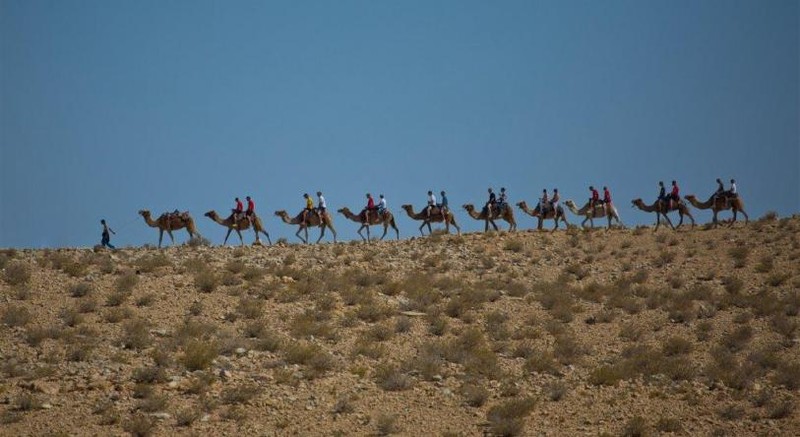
204 211 272 246
337 207 399 242
138 210 200 248
274 210 337 244
515 201 569 230
631 198 695 231
684 194 749 227
400 204 461 236
563 200 625 230
462 204 517 232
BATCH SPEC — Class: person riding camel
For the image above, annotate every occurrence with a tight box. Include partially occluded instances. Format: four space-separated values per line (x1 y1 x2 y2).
439 191 448 221
301 193 314 225
317 191 326 220
426 190 437 219
728 179 738 198
602 186 611 215
551 188 560 215
376 194 387 218
657 181 667 209
589 186 600 213
540 189 549 213
670 180 680 209
486 188 497 216
363 193 375 224
245 196 255 220
231 197 244 226
497 187 508 214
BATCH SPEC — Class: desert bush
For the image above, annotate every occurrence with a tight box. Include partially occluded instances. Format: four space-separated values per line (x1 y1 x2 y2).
721 325 753 352
59 307 84 327
115 272 139 293
405 342 445 380
773 361 800 390
181 339 219 371
284 341 336 375
186 372 216 395
621 416 648 437
195 270 218 293
132 366 168 384
395 316 412 333
553 334 584 365
25 325 59 346
662 336 693 356
77 296 98 313
504 239 524 253
767 272 790 287
352 339 386 359
376 413 400 436
120 319 151 350
135 254 172 273
4 261 31 285
2 305 32 327
545 381 568 401
15 393 42 411
461 383 490 407
221 383 260 405
655 416 682 433
588 365 623 386
237 297 263 319
106 289 130 307
134 293 156 307
728 246 750 268
523 350 559 375
105 306 134 323
766 398 795 419
69 282 93 297
375 363 413 391
123 413 156 437
175 408 199 427
486 397 537 437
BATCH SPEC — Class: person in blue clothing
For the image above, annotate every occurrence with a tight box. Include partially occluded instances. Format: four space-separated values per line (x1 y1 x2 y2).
100 219 116 249
438 190 449 220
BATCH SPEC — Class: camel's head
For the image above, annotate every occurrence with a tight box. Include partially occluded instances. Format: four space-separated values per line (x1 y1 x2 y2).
274 210 287 217
337 207 349 214
631 199 643 207
462 204 474 211
516 201 526 208
564 200 575 207
400 204 413 211
204 211 217 218
138 210 150 217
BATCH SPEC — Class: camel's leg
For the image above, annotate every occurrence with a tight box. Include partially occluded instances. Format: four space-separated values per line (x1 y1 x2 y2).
427 221 433 235
262 231 272 245
392 221 400 240
316 226 324 244
236 229 244 246
295 227 306 244
158 229 164 248
223 228 233 245
418 222 426 236
451 218 461 235
329 224 337 243
357 225 366 242
740 209 749 224
380 224 388 241
167 230 176 245
675 212 685 229
366 224 371 242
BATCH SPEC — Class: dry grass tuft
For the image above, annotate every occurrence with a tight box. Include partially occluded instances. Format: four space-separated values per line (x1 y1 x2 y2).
486 397 537 437
4 260 31 285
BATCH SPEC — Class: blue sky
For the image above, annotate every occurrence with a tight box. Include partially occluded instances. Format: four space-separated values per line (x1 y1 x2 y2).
1 0 797 247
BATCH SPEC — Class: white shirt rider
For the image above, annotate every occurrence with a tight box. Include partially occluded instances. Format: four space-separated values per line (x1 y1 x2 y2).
428 193 436 205
318 195 326 209
378 196 387 210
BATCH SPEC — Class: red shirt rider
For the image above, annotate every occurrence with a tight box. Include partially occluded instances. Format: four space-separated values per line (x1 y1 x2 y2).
246 197 255 216
603 187 611 204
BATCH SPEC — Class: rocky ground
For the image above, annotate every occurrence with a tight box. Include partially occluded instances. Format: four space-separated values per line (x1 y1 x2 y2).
1 215 799 436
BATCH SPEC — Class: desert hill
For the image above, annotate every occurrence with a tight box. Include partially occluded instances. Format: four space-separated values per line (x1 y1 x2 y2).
1 216 799 436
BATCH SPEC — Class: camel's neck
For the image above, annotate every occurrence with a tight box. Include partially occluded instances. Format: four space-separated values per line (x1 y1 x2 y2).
519 204 537 217
142 214 159 228
690 197 713 209
341 210 361 222
280 214 298 225
465 208 482 220
403 208 421 220
637 202 658 212
209 212 228 225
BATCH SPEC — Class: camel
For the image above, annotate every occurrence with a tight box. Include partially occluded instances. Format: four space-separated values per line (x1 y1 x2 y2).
274 210 337 244
515 201 569 230
138 210 200 248
204 211 271 246
684 194 749 227
631 198 695 231
400 205 461 236
563 200 625 230
462 204 517 232
337 207 399 242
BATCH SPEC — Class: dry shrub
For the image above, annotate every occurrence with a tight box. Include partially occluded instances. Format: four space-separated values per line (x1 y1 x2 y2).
767 272 790 287
284 341 336 376
523 350 560 376
69 282 93 297
221 383 260 405
2 305 32 327
589 365 624 386
553 333 585 365
621 416 648 437
236 296 263 319
721 325 753 352
105 306 134 323
395 316 412 333
132 366 168 384
121 319 151 350
728 246 750 268
135 293 156 307
376 413 400 436
135 253 172 273
59 307 84 327
4 261 31 285
194 270 218 293
486 397 537 437
176 409 200 427
123 413 156 437
182 339 219 371
290 309 337 340
662 336 693 356
461 382 490 407
352 339 386 359
375 363 413 391
115 272 139 293
773 361 800 390
655 416 682 433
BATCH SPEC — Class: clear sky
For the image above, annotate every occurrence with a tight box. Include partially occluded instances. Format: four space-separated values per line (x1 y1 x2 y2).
1 0 798 248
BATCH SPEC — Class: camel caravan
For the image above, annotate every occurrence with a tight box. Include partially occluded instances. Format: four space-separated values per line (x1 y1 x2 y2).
130 179 748 247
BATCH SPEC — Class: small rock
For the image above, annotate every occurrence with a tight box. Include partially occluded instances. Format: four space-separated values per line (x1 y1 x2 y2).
150 412 171 420
432 375 443 382
41 403 53 410
200 414 211 422
235 347 247 356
